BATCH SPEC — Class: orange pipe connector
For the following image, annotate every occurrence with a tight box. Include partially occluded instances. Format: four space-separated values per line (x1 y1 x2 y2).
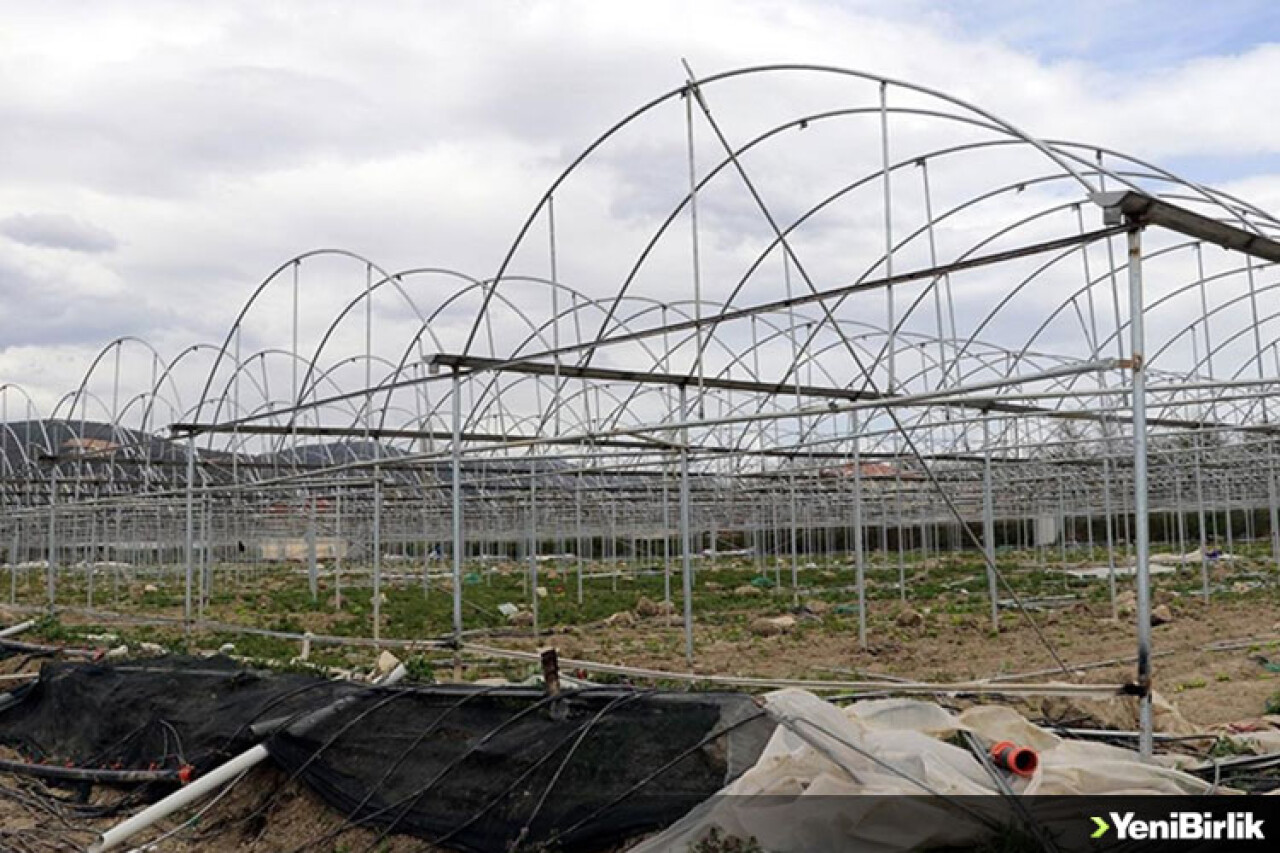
989 740 1039 777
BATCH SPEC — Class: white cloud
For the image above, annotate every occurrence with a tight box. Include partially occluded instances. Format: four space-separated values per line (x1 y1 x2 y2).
0 213 118 253
0 0 1278 428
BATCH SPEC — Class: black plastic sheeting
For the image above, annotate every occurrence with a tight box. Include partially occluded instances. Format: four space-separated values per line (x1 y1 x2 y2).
0 658 775 852
0 657 356 771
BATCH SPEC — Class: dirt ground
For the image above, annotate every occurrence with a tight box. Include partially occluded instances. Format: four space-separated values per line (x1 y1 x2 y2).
0 558 1277 851
0 763 436 853
522 592 1280 727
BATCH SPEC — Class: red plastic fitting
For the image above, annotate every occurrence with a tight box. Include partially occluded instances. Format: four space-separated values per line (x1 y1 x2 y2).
989 740 1039 777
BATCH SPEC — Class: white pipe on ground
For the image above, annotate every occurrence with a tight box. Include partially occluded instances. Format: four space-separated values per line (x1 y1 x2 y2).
90 663 407 853
0 620 36 639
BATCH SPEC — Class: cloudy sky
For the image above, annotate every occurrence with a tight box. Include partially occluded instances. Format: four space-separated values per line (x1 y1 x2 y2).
3 0 1280 423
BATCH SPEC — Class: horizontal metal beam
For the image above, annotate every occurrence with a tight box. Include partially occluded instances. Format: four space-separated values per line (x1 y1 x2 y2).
426 353 887 401
1093 190 1280 263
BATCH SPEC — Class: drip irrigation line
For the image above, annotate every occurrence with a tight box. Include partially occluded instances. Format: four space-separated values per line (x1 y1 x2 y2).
0 757 185 785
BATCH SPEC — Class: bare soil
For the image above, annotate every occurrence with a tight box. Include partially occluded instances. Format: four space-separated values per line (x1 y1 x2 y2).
519 591 1280 728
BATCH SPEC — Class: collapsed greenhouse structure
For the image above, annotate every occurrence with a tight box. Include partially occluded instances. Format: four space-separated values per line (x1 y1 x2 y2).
2 66 1280 849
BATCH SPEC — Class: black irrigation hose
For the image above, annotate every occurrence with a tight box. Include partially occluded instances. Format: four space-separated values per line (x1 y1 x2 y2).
218 673 358 751
0 756 184 785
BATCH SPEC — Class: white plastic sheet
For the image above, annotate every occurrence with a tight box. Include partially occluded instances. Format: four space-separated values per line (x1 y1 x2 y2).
631 690 1212 852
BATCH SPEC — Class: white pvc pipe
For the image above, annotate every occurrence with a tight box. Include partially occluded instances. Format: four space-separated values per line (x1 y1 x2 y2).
0 620 35 639
90 663 407 853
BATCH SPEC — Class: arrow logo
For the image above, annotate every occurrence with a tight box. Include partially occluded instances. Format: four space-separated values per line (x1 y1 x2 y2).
1091 816 1110 838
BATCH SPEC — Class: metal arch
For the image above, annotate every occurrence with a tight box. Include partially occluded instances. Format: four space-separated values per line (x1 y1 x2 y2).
294 265 461 409
467 62 1103 357
192 248 407 425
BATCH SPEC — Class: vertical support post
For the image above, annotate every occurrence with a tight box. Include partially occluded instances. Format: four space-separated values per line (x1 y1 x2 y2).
894 472 905 603
1268 447 1280 573
183 437 194 630
334 488 344 609
1126 225 1154 759
200 497 212 613
1058 470 1068 565
574 472 584 605
450 368 464 652
372 466 382 644
879 80 896 392
662 469 672 606
788 472 799 604
678 384 695 665
87 507 97 609
1102 429 1120 617
9 521 18 605
1173 475 1185 564
851 411 867 649
528 460 539 640
46 470 58 614
981 417 999 633
307 493 318 601
1193 437 1209 603
684 80 706 408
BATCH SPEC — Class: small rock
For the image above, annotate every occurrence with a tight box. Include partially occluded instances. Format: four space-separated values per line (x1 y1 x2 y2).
376 650 401 676
896 608 924 628
749 615 797 637
143 584 158 593
218 643 236 655
634 596 661 618
535 586 548 599
105 644 129 660
138 642 165 656
1151 604 1174 626
605 610 636 628
733 585 763 597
